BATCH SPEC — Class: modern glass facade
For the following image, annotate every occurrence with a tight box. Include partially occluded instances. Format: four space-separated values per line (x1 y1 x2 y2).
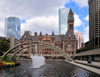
59 8 70 35
5 17 20 39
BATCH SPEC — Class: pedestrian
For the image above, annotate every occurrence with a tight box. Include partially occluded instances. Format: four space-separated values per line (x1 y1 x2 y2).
88 59 92 64
93 57 95 61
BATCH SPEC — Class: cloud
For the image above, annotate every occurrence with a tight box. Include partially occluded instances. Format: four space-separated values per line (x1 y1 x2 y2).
74 29 78 33
72 0 88 7
0 21 5 37
83 26 89 43
21 16 58 36
84 15 89 21
0 0 69 19
74 14 82 27
0 0 70 37
21 13 82 36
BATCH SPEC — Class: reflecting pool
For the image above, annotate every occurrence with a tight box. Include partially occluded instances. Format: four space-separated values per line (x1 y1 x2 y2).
0 61 100 77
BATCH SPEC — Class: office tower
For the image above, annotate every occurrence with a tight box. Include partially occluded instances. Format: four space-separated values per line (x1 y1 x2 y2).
88 0 100 49
5 17 20 39
75 31 84 49
59 8 70 35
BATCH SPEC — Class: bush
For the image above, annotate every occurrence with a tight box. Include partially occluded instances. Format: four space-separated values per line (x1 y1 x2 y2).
76 47 91 53
0 56 1 59
1 56 17 61
12 56 17 61
1 56 10 61
9 51 14 53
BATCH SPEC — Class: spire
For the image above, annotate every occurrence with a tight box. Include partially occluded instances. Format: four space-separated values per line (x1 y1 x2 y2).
52 31 54 36
39 32 42 36
69 8 74 15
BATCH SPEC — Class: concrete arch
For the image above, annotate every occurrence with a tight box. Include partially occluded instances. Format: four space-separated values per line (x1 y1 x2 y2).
10 45 70 60
1 41 73 61
16 45 70 60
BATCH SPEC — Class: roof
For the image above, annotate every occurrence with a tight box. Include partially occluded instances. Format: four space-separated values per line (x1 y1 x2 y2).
20 31 32 40
64 30 76 39
20 30 76 42
69 8 74 15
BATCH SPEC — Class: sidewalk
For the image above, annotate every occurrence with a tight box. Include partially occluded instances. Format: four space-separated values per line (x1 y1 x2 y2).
74 60 100 69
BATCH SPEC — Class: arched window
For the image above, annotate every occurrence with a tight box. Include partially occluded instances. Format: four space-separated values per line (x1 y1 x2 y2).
21 46 23 48
65 46 67 50
69 37 70 40
58 40 60 43
72 45 74 50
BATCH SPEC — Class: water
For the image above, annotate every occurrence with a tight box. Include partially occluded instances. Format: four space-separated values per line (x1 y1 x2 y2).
0 61 100 77
31 54 45 68
30 44 45 68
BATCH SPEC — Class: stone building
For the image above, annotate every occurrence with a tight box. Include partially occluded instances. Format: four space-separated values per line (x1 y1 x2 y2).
20 9 77 58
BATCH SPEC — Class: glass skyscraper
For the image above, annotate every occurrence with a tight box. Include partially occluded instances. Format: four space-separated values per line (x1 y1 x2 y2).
59 8 70 35
5 17 20 39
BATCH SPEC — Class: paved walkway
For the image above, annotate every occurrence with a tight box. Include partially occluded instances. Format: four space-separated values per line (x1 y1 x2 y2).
66 60 100 75
75 60 100 69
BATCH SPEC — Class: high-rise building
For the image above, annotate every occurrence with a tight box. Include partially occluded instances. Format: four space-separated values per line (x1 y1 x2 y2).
75 31 84 49
88 0 100 49
59 8 70 35
5 17 20 39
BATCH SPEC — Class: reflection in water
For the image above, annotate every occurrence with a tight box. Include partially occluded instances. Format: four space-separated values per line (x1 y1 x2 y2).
0 61 100 77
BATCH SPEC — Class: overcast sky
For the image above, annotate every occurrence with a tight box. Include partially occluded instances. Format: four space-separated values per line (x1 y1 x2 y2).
0 0 89 42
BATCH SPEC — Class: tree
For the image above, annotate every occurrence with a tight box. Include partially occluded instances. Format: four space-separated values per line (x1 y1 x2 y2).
0 40 10 56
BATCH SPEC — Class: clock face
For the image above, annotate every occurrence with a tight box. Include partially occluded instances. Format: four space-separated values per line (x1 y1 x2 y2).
69 16 73 20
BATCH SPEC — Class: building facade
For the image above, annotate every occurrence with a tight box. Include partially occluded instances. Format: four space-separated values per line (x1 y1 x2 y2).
59 8 70 35
75 31 84 49
20 9 77 58
88 0 100 49
5 17 20 39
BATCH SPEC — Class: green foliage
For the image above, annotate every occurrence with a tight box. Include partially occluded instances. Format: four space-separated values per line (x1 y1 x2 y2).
12 56 17 61
94 45 100 49
1 56 10 61
9 51 14 53
0 56 1 59
1 56 17 61
76 47 91 53
77 45 100 53
0 40 10 56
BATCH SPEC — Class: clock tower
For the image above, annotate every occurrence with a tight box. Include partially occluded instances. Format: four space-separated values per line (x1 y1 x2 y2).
68 8 74 34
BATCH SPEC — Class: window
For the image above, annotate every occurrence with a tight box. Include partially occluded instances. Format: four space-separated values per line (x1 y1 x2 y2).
21 46 23 48
24 38 26 41
72 45 74 50
69 24 73 29
52 40 54 42
69 37 70 40
46 34 47 37
58 40 60 43
27 47 29 49
65 46 67 50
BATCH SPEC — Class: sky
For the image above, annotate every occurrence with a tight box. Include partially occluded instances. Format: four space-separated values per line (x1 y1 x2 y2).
0 0 89 43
